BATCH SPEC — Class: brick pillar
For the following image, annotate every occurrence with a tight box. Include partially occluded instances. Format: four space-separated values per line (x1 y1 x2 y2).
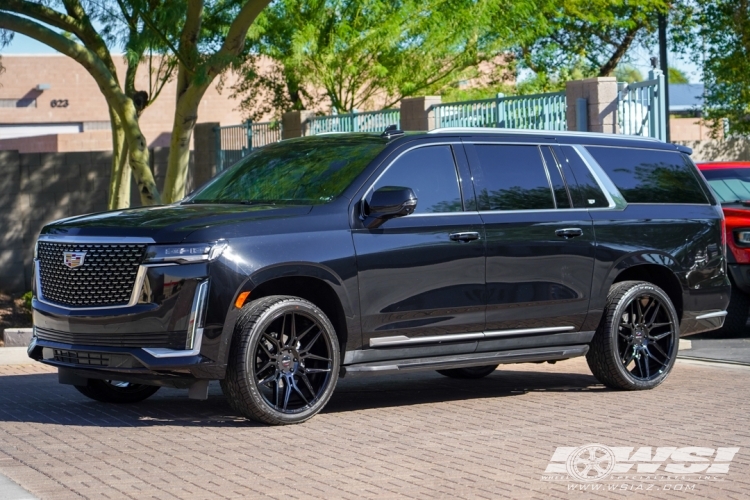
0 150 26 292
193 122 219 190
400 96 442 131
565 77 619 133
282 111 316 139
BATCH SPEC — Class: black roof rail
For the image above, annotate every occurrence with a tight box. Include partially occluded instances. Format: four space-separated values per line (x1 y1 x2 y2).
381 124 405 139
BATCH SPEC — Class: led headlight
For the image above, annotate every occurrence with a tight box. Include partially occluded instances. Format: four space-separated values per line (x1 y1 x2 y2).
736 231 750 245
143 241 227 264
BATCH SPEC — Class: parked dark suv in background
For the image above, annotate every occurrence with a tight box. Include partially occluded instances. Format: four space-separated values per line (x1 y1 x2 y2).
29 128 730 425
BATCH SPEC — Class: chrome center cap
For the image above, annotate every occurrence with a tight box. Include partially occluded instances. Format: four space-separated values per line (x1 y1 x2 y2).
278 351 297 374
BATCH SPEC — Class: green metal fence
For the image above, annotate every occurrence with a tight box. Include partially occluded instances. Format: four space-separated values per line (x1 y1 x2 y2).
214 120 282 172
305 109 400 135
617 70 667 142
432 92 567 130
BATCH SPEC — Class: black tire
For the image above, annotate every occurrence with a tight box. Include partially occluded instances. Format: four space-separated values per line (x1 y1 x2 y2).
437 364 499 379
221 295 340 425
715 285 750 337
74 379 160 404
587 281 679 390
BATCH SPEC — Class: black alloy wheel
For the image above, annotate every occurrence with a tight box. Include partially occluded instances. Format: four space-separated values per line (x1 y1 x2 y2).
222 296 340 425
587 281 679 390
74 379 160 403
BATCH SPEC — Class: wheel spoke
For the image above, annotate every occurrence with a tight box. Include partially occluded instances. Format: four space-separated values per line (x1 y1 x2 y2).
302 352 331 363
259 340 275 359
642 297 656 323
642 354 651 378
299 371 316 397
651 330 673 341
256 360 274 374
304 367 332 374
647 302 662 327
649 340 669 359
645 348 668 368
300 330 323 354
282 379 292 411
289 313 297 344
259 372 277 387
636 297 644 324
291 378 310 406
296 323 317 344
262 333 280 351
622 348 636 367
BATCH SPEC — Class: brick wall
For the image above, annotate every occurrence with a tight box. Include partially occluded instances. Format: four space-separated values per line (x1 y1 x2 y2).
0 148 194 293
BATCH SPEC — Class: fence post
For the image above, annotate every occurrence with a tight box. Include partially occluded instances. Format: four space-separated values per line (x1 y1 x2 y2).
648 69 668 142
246 120 253 151
565 77 618 133
193 122 220 189
496 93 506 128
400 96 442 131
282 110 316 138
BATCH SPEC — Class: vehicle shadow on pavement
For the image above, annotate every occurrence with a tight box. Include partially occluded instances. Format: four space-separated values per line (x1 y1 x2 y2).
0 367 608 427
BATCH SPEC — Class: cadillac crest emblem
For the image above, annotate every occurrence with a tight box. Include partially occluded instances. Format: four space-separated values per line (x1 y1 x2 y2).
63 251 87 269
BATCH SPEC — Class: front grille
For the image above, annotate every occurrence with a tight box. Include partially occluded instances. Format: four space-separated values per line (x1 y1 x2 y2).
36 327 188 349
53 349 109 366
37 241 147 307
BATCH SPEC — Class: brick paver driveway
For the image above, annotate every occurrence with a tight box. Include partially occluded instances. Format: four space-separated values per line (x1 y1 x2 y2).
0 358 748 499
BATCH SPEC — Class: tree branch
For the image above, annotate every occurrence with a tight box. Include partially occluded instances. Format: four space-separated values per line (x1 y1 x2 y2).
598 25 641 76
1 1 80 37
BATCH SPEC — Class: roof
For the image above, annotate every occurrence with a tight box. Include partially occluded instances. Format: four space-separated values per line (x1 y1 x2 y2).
669 84 704 112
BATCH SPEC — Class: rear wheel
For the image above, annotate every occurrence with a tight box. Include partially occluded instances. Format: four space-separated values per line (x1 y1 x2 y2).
587 281 679 390
437 364 499 379
221 296 340 425
75 380 160 404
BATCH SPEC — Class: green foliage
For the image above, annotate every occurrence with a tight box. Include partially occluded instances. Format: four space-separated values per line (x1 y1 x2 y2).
235 0 519 117
668 67 690 84
694 0 750 135
615 65 645 84
516 0 693 82
22 291 32 311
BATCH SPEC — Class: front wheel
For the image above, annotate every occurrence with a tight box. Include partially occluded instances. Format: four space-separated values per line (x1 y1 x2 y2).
221 295 340 425
75 380 160 403
587 281 679 390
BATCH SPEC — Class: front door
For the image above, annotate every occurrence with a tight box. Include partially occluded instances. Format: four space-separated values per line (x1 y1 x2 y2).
464 142 596 350
353 144 485 358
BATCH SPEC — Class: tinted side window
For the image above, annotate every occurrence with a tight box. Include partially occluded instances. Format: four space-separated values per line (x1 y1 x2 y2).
373 145 462 213
473 145 554 210
587 146 709 204
557 146 610 208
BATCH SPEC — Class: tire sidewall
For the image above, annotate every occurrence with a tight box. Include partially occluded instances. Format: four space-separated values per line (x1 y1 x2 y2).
240 298 340 424
608 283 679 389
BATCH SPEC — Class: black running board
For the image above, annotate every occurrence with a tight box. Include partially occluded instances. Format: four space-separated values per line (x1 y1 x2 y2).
342 344 589 377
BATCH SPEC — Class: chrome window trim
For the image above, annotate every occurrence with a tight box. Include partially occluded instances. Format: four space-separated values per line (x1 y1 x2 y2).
361 141 465 217
369 326 575 347
144 279 209 358
568 144 627 209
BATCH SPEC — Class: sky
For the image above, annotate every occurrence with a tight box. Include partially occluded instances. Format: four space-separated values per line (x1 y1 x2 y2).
2 32 704 84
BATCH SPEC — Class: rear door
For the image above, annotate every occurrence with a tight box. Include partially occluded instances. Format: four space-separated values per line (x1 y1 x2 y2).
352 142 486 355
465 142 597 347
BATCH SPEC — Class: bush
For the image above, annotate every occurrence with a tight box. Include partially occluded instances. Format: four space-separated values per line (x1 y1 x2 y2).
22 291 32 311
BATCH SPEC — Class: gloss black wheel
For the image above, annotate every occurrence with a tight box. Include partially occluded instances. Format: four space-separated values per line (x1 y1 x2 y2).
437 364 499 379
221 296 340 425
74 379 160 403
587 281 679 390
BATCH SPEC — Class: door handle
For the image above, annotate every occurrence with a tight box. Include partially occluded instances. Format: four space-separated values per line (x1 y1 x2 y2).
449 231 480 242
555 228 583 239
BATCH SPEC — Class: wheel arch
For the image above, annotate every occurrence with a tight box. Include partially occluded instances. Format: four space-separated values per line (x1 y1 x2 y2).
220 263 356 365
610 263 684 322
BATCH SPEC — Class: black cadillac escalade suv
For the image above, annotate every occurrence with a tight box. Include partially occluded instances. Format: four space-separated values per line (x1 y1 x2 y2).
28 128 730 425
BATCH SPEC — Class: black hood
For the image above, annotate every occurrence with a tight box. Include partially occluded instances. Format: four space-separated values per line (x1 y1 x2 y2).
41 203 313 243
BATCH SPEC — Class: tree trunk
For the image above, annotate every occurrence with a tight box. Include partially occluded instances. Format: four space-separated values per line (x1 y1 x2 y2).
119 99 162 206
108 108 131 209
163 84 208 203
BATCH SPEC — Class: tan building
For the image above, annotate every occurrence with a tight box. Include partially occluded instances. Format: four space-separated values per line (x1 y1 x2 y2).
0 54 247 153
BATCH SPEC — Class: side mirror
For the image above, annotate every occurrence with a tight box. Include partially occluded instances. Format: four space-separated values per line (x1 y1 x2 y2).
363 186 417 229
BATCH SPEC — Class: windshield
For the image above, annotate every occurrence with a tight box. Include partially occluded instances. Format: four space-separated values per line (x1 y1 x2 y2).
188 136 388 205
701 168 750 204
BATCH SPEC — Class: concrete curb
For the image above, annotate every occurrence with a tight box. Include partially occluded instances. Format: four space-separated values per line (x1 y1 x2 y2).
0 471 38 500
0 347 32 366
1 329 33 348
